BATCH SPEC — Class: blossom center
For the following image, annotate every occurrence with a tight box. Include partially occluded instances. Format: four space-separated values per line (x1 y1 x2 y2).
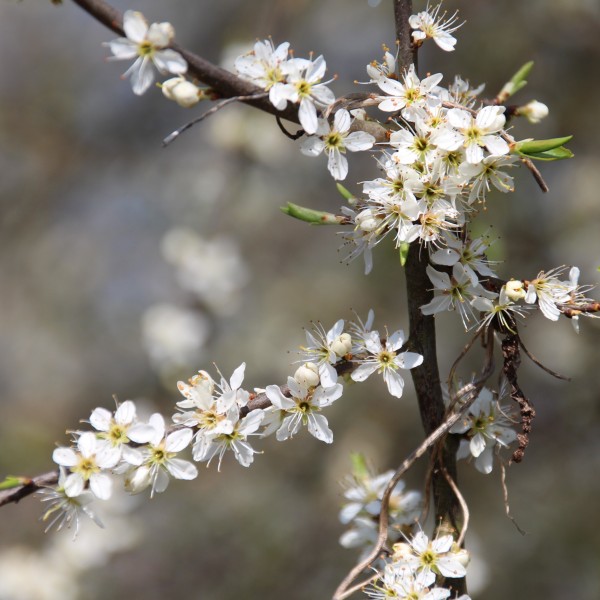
105 423 129 446
150 444 172 465
137 41 155 57
296 80 312 98
73 457 100 480
378 350 396 366
325 132 344 150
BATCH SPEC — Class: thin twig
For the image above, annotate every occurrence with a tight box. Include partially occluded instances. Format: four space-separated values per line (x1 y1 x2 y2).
332 354 494 600
518 334 570 381
520 157 549 192
336 572 380 600
447 328 484 401
162 93 269 146
441 466 469 547
499 462 526 535
275 116 304 140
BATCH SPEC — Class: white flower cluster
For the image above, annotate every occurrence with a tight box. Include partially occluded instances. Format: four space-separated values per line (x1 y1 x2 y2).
338 459 473 598
234 39 376 180
339 464 422 557
102 6 595 334
472 265 595 333
366 531 470 599
450 384 517 474
42 314 423 534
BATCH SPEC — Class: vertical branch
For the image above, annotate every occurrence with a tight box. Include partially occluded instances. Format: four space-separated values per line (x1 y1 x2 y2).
394 0 418 72
395 0 465 591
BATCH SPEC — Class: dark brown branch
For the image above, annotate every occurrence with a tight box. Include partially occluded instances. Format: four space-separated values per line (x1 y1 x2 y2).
70 0 301 123
394 1 465 594
0 471 59 508
394 0 418 72
0 352 373 509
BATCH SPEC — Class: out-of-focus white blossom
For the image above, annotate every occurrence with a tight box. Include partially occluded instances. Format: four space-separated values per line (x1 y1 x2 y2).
161 228 249 316
142 303 211 373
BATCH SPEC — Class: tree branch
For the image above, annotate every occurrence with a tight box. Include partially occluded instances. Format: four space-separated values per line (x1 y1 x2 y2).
395 0 465 593
70 0 301 123
0 471 59 508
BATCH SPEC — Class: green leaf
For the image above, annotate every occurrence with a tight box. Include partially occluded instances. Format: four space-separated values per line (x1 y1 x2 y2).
515 136 574 161
515 136 572 154
498 61 534 101
399 242 410 266
350 453 369 479
280 202 343 225
0 475 30 490
336 183 355 202
520 147 574 161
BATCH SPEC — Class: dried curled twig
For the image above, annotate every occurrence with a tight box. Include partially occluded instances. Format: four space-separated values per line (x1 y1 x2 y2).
501 333 536 463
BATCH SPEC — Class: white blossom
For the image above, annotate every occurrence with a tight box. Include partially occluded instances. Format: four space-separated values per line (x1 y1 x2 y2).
421 264 493 328
525 266 575 321
377 65 443 122
300 109 375 180
436 106 509 164
451 386 517 473
409 2 464 52
52 433 120 500
234 39 290 97
89 400 155 467
37 468 103 538
392 531 468 579
194 410 265 469
270 55 335 134
105 10 187 95
351 330 423 398
265 378 343 443
124 414 197 497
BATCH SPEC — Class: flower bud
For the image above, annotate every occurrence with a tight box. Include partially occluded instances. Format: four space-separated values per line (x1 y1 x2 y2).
124 465 151 495
355 209 379 232
162 76 201 108
504 279 526 301
516 100 549 124
189 370 215 394
293 362 320 388
330 333 352 358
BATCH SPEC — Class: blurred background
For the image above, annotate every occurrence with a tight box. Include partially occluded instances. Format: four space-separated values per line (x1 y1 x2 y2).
0 0 599 598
